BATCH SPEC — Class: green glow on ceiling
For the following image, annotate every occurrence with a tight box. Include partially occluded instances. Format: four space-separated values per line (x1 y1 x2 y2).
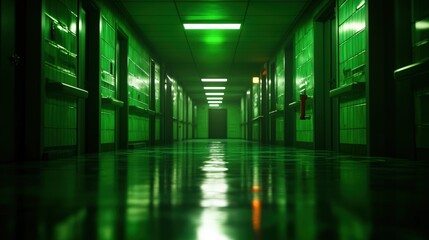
184 23 241 30
204 34 224 44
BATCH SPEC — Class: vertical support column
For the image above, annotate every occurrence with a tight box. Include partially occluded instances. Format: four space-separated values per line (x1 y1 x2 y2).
159 64 166 144
269 62 277 144
247 89 253 141
149 60 155 145
366 0 396 156
284 44 295 147
117 28 128 150
393 0 414 158
261 68 268 144
164 74 173 144
84 1 101 153
22 0 43 160
1 0 17 160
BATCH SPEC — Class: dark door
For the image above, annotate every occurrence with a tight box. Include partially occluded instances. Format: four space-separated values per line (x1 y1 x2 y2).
1 0 17 160
314 3 337 151
84 1 101 153
116 28 129 149
209 109 227 139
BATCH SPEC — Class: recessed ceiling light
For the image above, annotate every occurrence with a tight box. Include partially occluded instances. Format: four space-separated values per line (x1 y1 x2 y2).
205 92 224 96
201 78 227 82
207 97 223 100
208 101 222 104
184 24 241 30
204 86 225 90
209 104 220 107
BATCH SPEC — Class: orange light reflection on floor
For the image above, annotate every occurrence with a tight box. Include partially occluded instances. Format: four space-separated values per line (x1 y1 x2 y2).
252 198 261 232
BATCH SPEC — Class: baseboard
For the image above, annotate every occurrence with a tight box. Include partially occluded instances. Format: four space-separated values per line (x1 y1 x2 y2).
296 141 314 149
339 143 367 156
43 146 76 160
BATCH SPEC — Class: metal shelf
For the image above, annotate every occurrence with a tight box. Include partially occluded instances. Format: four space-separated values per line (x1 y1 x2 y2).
46 81 88 99
329 82 365 98
101 97 124 107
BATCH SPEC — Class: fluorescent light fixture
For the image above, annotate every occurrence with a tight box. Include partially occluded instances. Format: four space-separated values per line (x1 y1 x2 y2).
204 86 225 90
184 23 241 30
201 78 227 82
207 97 223 100
252 77 260 84
205 92 224 96
416 20 429 30
209 104 220 107
208 101 222 104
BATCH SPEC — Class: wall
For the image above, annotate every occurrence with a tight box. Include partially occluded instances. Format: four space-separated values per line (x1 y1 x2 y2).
294 19 315 145
43 0 79 153
275 48 285 143
338 0 367 152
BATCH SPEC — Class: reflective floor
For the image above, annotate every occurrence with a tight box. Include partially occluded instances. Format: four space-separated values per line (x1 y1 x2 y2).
1 140 429 240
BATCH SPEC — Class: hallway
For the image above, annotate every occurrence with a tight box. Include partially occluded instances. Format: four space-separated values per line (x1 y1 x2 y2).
1 140 428 239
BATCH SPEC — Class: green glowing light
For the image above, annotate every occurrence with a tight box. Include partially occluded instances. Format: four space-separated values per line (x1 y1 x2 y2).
205 92 224 96
204 87 225 90
184 24 241 30
201 78 227 82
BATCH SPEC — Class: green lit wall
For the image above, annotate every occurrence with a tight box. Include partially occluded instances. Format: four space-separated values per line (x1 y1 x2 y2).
196 104 209 139
178 86 184 140
187 97 193 139
338 0 367 146
128 37 151 142
172 79 178 140
100 15 116 144
252 83 261 141
240 97 247 139
275 51 285 142
43 0 78 149
154 62 161 141
294 20 315 144
227 102 241 138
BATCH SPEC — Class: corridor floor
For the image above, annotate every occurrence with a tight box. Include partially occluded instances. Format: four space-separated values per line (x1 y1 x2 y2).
1 140 428 239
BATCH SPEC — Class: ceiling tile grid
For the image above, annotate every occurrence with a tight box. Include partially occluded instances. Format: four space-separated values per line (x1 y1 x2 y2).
117 0 311 102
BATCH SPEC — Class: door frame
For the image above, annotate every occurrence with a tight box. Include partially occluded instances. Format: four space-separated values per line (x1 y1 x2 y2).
116 26 129 150
314 1 338 151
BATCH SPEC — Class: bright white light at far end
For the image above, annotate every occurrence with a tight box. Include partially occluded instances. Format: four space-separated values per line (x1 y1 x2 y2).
184 24 241 30
204 87 225 90
205 92 224 96
201 78 228 82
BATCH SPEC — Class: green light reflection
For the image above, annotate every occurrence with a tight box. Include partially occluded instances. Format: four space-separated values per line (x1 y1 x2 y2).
198 142 229 239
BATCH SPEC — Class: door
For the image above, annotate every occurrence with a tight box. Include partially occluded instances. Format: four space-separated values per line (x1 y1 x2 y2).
116 28 128 150
1 0 18 160
314 3 337 151
209 109 227 139
84 1 101 153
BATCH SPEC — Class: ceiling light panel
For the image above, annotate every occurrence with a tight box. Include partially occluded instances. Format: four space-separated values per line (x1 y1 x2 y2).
204 86 225 90
201 78 227 82
184 23 241 30
205 92 224 96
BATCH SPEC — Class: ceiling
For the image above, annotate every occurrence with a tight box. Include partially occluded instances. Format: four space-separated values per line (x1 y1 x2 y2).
115 0 311 104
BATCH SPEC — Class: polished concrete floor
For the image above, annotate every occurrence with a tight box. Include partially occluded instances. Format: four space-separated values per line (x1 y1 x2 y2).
1 140 428 240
